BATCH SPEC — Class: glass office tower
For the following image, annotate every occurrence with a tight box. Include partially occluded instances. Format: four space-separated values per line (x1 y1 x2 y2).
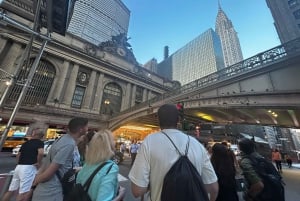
215 4 243 67
158 29 225 85
266 0 300 43
67 0 130 45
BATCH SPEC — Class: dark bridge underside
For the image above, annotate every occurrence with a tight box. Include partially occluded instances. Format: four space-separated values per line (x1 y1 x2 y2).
123 107 300 129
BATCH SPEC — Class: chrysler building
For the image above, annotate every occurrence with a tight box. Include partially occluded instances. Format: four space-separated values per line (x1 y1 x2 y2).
215 2 243 67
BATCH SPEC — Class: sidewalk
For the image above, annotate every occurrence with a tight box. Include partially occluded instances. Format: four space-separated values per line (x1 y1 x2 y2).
292 163 300 169
282 162 300 169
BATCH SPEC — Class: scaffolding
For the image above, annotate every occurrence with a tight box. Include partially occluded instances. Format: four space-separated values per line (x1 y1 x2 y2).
0 0 72 151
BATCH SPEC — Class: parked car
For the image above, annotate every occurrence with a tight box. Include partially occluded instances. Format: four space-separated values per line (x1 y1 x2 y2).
12 139 55 156
4 136 28 150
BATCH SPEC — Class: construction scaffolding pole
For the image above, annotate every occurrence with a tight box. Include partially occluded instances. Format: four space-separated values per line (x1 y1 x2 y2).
0 0 51 151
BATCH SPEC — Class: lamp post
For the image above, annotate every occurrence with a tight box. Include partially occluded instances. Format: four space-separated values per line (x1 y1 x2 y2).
104 99 110 114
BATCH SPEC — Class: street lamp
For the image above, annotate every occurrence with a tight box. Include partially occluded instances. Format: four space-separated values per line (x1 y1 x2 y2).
104 99 110 105
104 99 110 114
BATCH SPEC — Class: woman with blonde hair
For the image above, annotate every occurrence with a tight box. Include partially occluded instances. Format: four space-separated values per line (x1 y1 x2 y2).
76 129 119 201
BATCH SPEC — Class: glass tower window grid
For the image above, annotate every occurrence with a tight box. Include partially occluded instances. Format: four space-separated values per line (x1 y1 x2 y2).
101 82 122 114
67 0 130 45
8 59 55 105
71 86 86 108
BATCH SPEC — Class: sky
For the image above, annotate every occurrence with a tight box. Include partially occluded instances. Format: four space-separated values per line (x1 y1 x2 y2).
122 0 280 65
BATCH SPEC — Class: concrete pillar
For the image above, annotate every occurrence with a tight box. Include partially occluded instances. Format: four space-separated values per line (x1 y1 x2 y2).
148 90 152 99
47 60 70 103
83 70 96 109
143 88 148 101
1 42 22 73
0 43 22 95
92 73 104 112
62 63 79 106
131 85 136 107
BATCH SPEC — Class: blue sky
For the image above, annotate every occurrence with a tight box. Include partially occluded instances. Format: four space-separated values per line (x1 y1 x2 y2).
122 0 280 65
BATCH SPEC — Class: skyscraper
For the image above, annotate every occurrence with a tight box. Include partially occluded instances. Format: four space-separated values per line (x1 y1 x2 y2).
157 29 225 85
67 0 130 45
266 0 300 44
215 2 243 67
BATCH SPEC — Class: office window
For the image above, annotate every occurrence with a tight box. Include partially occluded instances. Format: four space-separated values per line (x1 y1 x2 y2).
71 86 85 108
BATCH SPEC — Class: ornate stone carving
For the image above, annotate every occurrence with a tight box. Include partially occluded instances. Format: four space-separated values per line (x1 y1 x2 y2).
84 43 97 56
98 33 138 65
77 71 90 85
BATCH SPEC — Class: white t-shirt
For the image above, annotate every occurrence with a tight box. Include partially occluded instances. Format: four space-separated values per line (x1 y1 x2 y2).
129 129 217 201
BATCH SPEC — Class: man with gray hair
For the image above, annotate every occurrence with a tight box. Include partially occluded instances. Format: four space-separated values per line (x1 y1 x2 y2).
2 129 45 201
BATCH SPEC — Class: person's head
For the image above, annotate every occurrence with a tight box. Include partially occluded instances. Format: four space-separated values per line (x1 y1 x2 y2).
31 129 45 139
238 138 255 155
68 117 88 137
221 141 229 148
84 129 114 164
275 149 279 152
212 143 228 158
158 104 179 129
77 130 96 157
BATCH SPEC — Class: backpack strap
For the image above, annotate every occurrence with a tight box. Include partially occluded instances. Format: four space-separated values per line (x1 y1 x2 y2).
83 161 110 191
161 131 190 156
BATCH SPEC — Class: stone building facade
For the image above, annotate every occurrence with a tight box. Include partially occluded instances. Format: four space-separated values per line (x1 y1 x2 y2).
0 1 173 136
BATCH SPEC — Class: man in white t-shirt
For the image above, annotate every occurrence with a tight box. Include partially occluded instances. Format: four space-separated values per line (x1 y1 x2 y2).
129 104 219 201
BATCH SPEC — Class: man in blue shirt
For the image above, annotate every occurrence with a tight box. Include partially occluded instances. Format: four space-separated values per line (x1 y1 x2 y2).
130 140 139 166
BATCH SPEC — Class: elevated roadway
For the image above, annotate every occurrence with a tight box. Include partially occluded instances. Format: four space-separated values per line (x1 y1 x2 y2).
109 38 300 130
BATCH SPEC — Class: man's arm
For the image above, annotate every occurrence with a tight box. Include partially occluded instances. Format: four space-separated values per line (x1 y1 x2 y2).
35 148 44 169
131 182 148 198
32 162 60 186
205 182 219 201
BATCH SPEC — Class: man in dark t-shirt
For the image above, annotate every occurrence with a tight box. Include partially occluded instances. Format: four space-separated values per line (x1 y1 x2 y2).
2 129 44 201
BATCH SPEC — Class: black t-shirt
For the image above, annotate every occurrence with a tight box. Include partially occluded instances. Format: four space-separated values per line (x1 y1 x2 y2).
18 139 44 165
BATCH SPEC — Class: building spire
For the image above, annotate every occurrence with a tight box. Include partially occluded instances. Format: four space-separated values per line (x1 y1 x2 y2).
218 0 222 10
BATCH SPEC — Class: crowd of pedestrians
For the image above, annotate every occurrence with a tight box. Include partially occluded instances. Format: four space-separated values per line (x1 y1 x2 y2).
1 103 288 201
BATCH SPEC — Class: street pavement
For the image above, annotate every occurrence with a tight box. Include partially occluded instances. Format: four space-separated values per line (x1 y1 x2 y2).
1 151 300 201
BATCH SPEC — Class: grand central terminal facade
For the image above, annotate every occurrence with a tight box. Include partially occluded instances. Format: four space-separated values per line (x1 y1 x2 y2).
0 1 176 140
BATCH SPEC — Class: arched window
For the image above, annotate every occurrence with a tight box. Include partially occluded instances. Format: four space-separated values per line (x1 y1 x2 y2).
101 82 122 114
8 59 56 105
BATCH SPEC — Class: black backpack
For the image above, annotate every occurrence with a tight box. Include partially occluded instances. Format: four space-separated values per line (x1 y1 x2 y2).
161 131 209 201
245 155 285 201
49 138 77 198
66 162 110 201
58 167 77 198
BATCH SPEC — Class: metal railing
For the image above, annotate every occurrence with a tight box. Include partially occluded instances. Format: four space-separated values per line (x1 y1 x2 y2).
113 38 300 118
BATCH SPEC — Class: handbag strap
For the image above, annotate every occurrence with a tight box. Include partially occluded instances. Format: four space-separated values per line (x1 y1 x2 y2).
83 161 112 191
161 131 190 156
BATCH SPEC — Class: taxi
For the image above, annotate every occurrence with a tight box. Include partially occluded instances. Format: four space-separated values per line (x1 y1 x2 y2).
3 136 28 149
